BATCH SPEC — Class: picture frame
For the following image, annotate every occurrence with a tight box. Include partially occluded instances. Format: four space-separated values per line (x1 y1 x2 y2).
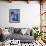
9 9 20 23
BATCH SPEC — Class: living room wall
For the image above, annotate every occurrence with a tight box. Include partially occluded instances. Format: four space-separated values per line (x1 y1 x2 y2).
0 1 40 28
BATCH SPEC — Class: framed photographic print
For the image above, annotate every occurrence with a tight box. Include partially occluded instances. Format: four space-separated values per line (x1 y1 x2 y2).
9 9 20 23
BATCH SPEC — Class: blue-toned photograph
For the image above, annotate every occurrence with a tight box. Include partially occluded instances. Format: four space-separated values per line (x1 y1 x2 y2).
9 9 20 23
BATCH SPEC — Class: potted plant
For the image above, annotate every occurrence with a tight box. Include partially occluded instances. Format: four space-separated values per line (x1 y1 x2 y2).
32 27 43 40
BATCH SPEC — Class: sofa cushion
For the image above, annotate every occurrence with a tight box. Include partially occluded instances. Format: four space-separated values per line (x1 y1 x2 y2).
8 27 14 34
14 28 21 34
21 28 27 35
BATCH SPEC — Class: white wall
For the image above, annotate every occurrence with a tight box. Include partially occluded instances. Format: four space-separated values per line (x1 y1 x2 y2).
0 1 40 28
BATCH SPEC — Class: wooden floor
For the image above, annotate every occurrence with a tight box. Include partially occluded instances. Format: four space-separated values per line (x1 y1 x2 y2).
21 40 46 46
0 40 46 46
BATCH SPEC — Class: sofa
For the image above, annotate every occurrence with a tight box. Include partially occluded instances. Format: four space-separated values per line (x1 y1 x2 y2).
6 27 34 43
